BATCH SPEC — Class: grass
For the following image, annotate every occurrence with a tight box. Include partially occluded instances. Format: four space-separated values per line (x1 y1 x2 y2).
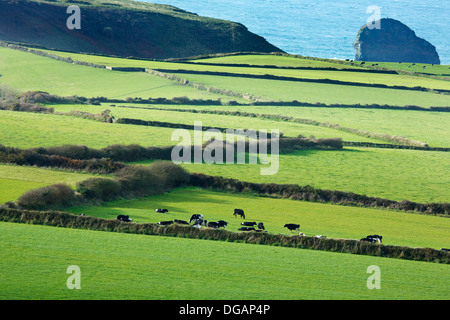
146 104 450 148
1 221 449 300
174 148 450 204
67 187 450 249
48 103 383 143
0 47 230 100
0 164 102 204
169 73 450 107
0 110 182 149
37 49 450 91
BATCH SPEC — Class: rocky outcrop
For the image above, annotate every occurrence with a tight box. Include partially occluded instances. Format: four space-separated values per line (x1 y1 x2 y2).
353 18 440 64
0 0 283 59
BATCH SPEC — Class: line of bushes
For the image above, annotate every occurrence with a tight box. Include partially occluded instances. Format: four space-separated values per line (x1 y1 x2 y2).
0 207 447 264
152 69 450 95
188 173 450 216
115 117 276 139
9 161 190 211
0 144 125 173
343 141 450 152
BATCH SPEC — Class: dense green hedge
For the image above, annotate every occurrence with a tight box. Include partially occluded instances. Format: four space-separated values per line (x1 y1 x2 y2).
0 207 448 264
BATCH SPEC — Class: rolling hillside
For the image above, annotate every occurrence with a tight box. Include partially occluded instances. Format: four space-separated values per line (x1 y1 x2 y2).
0 0 282 59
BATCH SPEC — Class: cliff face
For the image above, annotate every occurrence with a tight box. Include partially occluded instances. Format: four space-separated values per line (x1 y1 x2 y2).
353 18 440 64
0 0 283 59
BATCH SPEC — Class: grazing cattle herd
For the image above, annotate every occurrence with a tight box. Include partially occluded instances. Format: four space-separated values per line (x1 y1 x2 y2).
113 208 388 245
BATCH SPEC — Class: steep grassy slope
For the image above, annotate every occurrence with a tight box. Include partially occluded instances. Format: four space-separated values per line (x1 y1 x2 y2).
0 0 282 59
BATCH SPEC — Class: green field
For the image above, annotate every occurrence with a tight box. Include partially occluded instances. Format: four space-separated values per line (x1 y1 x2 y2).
144 104 450 148
0 164 102 203
173 73 450 106
0 47 230 100
169 148 450 204
1 222 448 300
38 49 450 91
68 187 450 249
0 45 449 300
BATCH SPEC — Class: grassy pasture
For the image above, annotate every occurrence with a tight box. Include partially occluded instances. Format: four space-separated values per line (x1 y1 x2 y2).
174 148 450 204
1 221 449 300
0 47 229 100
146 104 450 148
193 54 450 77
168 73 450 107
0 164 101 204
0 110 181 149
37 49 450 91
67 187 450 250
48 104 382 143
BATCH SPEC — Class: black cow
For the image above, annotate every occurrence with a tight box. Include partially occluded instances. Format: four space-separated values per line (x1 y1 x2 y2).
241 222 256 227
441 248 450 252
217 220 228 229
155 209 169 213
284 224 300 232
257 222 265 230
233 209 245 219
207 222 220 228
158 220 173 226
174 219 189 225
117 215 132 222
238 227 255 231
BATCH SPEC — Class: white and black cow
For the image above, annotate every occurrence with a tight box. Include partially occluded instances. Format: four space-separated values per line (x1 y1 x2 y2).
238 227 255 231
189 214 204 224
117 215 132 222
192 219 207 227
360 235 382 244
217 220 228 229
207 221 220 228
241 221 257 227
367 235 383 243
233 209 245 219
155 209 169 213
158 220 173 226
284 223 300 232
174 219 189 225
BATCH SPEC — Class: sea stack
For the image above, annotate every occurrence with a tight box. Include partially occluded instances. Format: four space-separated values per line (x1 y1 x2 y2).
353 18 440 64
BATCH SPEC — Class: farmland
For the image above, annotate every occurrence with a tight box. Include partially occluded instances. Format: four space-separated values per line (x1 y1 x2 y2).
0 36 449 301
1 222 449 300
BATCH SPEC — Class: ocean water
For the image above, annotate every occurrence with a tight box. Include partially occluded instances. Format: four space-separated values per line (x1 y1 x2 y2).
149 0 450 64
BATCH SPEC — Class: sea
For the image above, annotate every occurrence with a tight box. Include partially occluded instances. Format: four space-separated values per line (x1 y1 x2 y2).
148 0 450 64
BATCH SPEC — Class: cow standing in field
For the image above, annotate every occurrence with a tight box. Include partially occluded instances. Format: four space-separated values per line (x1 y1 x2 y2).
284 224 300 232
257 222 265 230
233 209 245 219
217 220 228 229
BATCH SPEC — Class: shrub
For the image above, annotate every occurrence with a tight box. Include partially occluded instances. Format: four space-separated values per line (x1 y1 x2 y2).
76 178 122 201
147 161 190 188
18 183 76 210
115 165 165 197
